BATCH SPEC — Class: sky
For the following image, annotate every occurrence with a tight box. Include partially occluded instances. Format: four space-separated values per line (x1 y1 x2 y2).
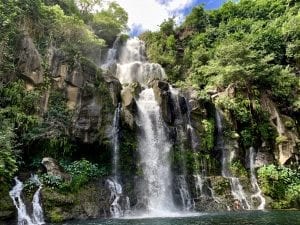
111 0 227 36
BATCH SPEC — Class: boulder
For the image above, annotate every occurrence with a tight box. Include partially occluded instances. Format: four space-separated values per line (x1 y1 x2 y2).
41 157 70 181
42 180 110 222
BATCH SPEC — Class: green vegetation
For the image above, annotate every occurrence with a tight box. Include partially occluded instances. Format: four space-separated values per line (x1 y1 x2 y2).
258 164 300 208
0 0 128 179
230 160 247 178
141 0 299 175
36 160 107 193
200 119 215 151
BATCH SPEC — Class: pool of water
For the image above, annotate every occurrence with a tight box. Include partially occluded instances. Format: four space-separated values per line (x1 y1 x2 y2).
51 210 300 225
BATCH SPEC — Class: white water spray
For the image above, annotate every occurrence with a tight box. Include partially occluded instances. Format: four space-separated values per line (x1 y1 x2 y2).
9 176 45 225
31 175 45 225
136 88 176 215
9 178 34 225
106 178 123 218
249 147 266 210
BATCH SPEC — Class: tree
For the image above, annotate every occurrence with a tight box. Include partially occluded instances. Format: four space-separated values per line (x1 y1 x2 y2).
91 2 128 45
182 5 208 32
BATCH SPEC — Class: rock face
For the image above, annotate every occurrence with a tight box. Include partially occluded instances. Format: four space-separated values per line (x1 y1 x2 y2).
17 32 43 85
47 48 119 143
41 157 71 181
41 180 110 222
261 94 299 165
152 80 175 125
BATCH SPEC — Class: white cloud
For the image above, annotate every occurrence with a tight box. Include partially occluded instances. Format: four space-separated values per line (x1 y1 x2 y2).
111 0 196 34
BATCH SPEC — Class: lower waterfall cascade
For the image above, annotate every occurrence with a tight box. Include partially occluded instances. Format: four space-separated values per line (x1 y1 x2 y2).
249 147 266 210
135 88 177 216
9 176 45 225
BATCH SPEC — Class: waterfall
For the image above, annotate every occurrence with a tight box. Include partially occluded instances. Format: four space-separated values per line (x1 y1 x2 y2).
101 36 120 70
115 38 177 216
194 174 204 198
249 147 266 210
116 38 166 85
9 176 45 225
112 103 121 180
106 179 123 218
177 175 194 211
215 109 251 210
10 178 34 225
107 103 129 218
31 175 45 225
136 88 176 215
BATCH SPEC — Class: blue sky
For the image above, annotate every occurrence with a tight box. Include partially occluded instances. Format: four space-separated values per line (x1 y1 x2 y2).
112 0 227 36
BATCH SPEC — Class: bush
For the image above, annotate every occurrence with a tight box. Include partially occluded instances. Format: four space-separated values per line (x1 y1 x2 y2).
258 164 300 208
0 121 17 182
40 174 63 189
59 160 106 192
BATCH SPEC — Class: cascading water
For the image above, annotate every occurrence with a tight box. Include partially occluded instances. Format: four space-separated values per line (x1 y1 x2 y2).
103 38 131 218
101 36 120 70
177 175 194 211
116 38 176 216
106 103 129 218
136 88 176 215
249 147 266 210
31 175 45 225
112 103 121 180
10 177 34 225
106 179 123 217
194 174 204 198
215 109 251 210
116 38 166 85
9 176 45 225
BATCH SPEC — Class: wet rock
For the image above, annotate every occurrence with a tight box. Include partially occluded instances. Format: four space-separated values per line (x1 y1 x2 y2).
261 94 299 165
104 75 122 107
157 80 169 91
152 80 175 125
17 32 43 85
72 97 103 143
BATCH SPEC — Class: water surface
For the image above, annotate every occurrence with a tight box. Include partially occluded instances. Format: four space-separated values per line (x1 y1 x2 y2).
52 210 300 225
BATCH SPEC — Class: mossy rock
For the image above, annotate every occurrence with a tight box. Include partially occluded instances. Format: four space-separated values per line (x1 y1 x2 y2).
210 176 231 196
49 208 64 223
0 184 15 220
42 180 110 222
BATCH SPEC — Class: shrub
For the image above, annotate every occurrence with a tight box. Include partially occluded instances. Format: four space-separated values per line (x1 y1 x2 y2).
258 164 300 208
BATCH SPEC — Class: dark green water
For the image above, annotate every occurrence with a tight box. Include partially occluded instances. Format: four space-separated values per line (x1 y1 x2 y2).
52 211 300 225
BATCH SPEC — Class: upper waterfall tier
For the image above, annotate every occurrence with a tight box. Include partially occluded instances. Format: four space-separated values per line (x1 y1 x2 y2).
116 38 166 85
